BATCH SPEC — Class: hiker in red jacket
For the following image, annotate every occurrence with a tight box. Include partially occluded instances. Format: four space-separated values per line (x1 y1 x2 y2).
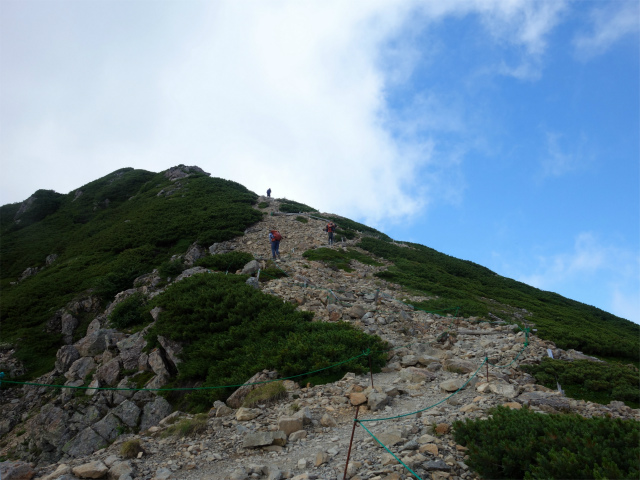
324 221 337 246
269 228 282 260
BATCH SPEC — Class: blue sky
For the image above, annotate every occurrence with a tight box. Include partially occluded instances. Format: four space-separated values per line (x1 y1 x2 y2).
1 0 638 322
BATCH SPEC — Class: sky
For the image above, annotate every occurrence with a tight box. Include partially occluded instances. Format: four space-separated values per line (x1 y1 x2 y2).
1 0 638 323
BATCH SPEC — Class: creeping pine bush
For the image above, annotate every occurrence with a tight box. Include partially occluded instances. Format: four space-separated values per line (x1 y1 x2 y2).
302 247 383 272
146 273 387 411
108 292 150 329
194 251 254 272
521 358 640 408
453 406 640 479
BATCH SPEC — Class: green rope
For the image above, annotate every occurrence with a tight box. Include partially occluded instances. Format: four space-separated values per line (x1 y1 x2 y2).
1 351 370 392
359 357 487 422
357 421 423 479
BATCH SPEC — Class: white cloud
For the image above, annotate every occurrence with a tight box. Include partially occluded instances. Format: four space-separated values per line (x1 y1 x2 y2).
0 0 572 224
540 131 592 177
517 232 640 323
574 0 640 59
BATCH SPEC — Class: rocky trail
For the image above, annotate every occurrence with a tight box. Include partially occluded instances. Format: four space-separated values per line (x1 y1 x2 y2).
1 196 638 480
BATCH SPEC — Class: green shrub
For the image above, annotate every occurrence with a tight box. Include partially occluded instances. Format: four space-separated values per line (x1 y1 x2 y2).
108 293 150 329
295 216 308 223
258 267 287 282
158 258 185 279
195 251 254 272
521 358 640 408
242 381 287 407
453 406 640 479
161 414 208 437
258 202 269 209
0 170 262 378
279 199 317 213
120 439 143 459
359 237 639 363
302 247 383 272
145 273 387 411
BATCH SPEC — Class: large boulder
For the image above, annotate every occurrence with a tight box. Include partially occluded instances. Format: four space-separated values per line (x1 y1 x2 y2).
55 345 80 374
64 357 96 382
443 359 477 374
117 332 147 371
71 461 109 479
243 431 287 448
76 329 124 357
0 461 35 480
112 400 141 428
93 413 122 443
157 336 183 370
184 242 206 266
140 397 173 431
63 427 108 458
241 260 260 276
96 358 122 386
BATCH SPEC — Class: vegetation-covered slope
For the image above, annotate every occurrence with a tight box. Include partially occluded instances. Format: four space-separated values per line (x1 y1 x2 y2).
0 167 262 377
358 238 639 364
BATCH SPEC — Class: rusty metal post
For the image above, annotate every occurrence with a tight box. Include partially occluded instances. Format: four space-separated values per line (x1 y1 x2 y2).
343 405 360 480
486 356 489 381
368 354 374 388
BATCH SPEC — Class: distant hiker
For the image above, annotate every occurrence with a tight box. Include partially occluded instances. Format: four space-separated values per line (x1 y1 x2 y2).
267 188 271 198
269 228 282 260
324 221 337 246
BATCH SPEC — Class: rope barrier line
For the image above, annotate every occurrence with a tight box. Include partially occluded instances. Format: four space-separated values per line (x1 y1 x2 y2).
357 420 423 479
0 350 371 392
359 357 488 423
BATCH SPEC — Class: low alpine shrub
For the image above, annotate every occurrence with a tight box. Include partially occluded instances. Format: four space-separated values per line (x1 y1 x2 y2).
195 251 254 272
242 381 287 407
108 292 150 329
453 406 640 479
521 358 640 408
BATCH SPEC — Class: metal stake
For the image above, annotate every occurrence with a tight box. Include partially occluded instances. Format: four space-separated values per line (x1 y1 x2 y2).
343 405 360 480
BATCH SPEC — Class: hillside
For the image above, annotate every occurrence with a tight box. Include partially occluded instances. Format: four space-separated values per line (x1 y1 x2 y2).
0 165 638 480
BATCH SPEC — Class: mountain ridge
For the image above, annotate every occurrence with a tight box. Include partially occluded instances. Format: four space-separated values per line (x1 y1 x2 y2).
1 165 638 480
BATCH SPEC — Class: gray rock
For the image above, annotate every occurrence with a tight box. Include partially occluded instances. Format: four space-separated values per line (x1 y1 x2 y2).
139 397 173 431
184 242 206 266
345 305 366 319
76 329 124 357
112 400 141 428
117 333 147 371
96 357 122 386
72 460 109 479
246 277 260 289
243 431 287 448
423 459 452 471
157 335 183 369
153 467 173 480
368 392 390 411
55 345 80 374
93 413 122 442
61 313 79 344
108 460 133 480
148 350 170 377
443 359 477 374
63 427 108 458
0 461 35 480
242 260 261 275
277 416 304 436
439 378 466 392
64 357 96 382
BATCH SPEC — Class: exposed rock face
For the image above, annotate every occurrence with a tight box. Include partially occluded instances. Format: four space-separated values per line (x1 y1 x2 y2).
163 165 209 181
184 242 206 266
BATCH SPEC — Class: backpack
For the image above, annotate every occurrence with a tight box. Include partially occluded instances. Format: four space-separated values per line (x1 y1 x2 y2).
326 223 335 233
271 230 282 241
